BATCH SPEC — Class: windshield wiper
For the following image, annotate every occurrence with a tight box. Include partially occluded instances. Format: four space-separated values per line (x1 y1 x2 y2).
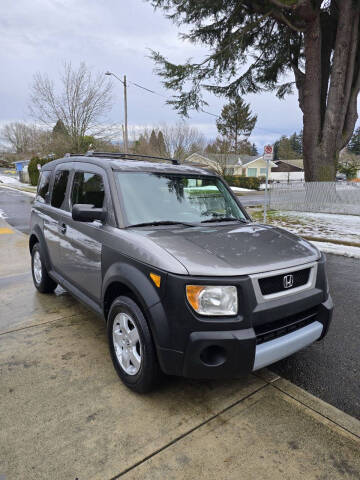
128 220 195 228
201 217 248 224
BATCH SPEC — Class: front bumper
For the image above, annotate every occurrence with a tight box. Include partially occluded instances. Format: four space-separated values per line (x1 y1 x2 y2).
253 320 323 371
148 254 333 379
156 295 333 379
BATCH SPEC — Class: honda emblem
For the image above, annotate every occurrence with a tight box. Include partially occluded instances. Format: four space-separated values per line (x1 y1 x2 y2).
283 274 294 289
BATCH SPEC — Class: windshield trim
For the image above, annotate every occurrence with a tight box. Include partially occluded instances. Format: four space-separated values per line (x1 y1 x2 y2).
115 171 251 228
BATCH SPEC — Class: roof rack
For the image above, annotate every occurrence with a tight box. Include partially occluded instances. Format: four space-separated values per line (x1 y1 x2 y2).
85 151 180 165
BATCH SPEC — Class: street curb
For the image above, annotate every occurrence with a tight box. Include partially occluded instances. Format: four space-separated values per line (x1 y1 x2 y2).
256 369 360 440
303 235 360 248
0 218 27 236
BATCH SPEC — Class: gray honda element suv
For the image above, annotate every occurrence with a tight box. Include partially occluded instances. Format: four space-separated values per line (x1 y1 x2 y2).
29 152 333 392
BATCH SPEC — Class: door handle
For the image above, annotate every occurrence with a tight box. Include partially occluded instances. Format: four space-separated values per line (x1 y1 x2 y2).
59 223 67 234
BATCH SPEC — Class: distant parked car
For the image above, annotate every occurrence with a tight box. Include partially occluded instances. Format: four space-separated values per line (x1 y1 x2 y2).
336 173 347 181
29 152 333 392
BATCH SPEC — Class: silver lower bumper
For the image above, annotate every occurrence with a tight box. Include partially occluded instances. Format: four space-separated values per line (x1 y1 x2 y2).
253 321 323 371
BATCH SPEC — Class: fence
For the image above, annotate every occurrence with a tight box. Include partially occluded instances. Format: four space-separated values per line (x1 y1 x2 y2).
269 181 360 215
270 171 305 182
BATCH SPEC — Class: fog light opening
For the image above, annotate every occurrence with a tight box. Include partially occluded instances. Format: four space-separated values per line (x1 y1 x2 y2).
200 345 227 367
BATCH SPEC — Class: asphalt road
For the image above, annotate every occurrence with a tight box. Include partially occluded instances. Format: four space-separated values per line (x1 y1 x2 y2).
0 184 359 419
271 254 360 420
238 192 265 206
0 187 33 233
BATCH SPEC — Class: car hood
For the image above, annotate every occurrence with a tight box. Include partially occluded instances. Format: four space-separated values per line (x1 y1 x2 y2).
133 223 320 276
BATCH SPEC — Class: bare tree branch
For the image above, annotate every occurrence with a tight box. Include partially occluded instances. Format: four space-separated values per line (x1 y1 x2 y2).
29 62 113 152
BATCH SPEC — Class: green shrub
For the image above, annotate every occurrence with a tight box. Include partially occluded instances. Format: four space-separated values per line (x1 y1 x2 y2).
224 175 261 190
28 157 52 186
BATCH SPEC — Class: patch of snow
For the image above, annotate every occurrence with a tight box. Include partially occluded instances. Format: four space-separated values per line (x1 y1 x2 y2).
185 185 218 191
0 174 23 186
230 186 255 192
273 211 360 245
0 184 36 198
310 241 360 260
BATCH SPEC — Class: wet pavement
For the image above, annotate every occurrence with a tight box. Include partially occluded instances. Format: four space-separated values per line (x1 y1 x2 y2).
0 216 360 479
0 186 33 234
1 185 359 419
272 253 360 419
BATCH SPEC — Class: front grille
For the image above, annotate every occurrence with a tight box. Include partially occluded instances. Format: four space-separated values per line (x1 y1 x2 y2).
254 307 318 345
258 268 311 296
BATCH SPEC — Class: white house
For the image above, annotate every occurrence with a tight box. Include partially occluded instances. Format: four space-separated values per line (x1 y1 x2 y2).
184 152 277 177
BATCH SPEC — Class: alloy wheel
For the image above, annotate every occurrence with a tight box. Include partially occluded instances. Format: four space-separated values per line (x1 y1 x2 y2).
33 250 42 285
112 312 142 375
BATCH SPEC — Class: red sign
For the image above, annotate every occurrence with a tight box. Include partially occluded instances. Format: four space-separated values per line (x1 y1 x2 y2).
264 145 273 154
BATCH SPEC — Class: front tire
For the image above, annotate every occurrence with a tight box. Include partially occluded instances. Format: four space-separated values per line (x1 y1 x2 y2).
107 296 161 393
31 243 57 293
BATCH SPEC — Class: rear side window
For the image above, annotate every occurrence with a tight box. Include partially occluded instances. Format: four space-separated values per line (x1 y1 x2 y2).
51 170 70 209
71 172 105 208
37 171 51 202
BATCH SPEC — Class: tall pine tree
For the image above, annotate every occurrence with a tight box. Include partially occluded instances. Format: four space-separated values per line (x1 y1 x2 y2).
149 129 159 153
216 97 257 153
149 0 360 182
157 130 167 155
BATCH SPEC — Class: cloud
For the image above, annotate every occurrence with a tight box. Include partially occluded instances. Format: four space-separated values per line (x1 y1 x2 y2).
0 0 323 150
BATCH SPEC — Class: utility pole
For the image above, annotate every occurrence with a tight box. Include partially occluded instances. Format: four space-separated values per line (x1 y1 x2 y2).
263 144 273 224
123 75 128 152
105 71 129 152
264 155 269 223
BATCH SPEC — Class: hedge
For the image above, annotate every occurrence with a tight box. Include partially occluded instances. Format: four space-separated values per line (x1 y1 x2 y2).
28 157 52 186
224 175 261 190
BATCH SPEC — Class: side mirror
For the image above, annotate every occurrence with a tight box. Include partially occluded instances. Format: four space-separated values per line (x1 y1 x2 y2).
72 204 106 223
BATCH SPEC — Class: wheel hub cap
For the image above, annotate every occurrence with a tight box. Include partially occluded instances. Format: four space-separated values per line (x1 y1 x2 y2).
112 312 141 375
33 251 42 284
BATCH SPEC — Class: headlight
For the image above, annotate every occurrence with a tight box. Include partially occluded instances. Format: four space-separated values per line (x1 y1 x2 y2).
186 285 238 316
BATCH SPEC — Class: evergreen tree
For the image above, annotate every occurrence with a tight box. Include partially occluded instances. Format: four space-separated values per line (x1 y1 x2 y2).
238 139 254 155
216 97 257 153
157 130 167 155
149 0 360 181
348 127 360 155
251 143 258 156
277 135 298 160
149 129 158 153
52 119 68 137
273 131 303 159
205 137 232 154
289 133 298 154
273 141 280 161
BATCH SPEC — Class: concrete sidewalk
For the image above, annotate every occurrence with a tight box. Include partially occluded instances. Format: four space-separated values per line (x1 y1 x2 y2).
1 219 360 480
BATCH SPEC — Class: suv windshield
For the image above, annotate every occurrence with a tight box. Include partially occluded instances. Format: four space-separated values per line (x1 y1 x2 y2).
115 172 247 226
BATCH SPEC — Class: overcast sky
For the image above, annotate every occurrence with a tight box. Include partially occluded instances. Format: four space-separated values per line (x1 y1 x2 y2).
1 0 309 150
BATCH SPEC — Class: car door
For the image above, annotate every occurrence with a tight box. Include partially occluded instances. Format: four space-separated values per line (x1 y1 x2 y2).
59 164 108 302
42 166 71 273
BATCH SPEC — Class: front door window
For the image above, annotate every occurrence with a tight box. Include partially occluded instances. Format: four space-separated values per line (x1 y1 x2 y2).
71 172 105 208
51 170 70 209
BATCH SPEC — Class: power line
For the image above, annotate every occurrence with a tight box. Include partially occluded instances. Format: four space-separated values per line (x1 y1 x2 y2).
127 79 220 119
119 75 290 136
129 81 167 98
